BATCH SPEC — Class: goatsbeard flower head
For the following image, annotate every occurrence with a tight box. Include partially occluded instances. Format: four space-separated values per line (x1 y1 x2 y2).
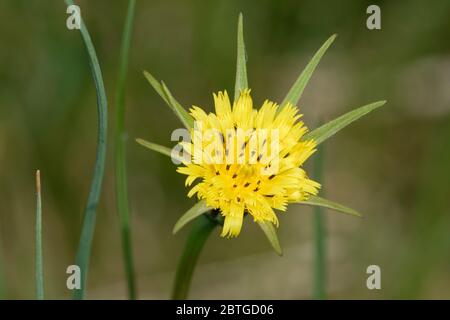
137 15 385 300
139 19 384 254
177 89 320 237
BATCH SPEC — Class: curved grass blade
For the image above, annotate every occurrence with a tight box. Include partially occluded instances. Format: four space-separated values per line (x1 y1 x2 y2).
143 71 193 129
297 195 362 217
115 0 136 300
173 201 211 234
65 0 108 300
280 34 336 109
303 100 386 145
257 222 282 256
172 214 216 299
234 13 248 101
0 249 3 299
136 138 185 164
35 170 44 300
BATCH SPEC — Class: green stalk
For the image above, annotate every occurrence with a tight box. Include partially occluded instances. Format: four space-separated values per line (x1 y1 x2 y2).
313 144 326 299
172 214 217 300
0 250 3 299
64 0 108 300
35 170 44 300
115 0 137 300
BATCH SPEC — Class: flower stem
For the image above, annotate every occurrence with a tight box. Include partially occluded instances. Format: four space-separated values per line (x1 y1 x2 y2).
172 214 217 300
35 170 44 300
115 0 137 300
65 0 108 300
313 144 326 299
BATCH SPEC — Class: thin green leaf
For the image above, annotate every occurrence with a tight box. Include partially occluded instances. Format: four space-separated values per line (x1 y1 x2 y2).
0 246 4 299
257 222 283 256
297 195 362 217
136 138 185 163
303 100 386 145
115 0 137 300
172 215 217 299
234 12 248 101
173 201 211 234
143 71 194 129
143 70 167 102
65 0 108 300
35 170 44 300
161 81 194 129
280 34 337 109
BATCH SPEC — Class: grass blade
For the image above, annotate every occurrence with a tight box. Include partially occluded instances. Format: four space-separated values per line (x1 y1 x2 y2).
297 195 362 217
257 222 282 256
173 201 211 234
0 249 3 299
143 71 194 129
280 34 336 109
234 13 248 101
115 0 136 300
65 0 108 300
312 145 325 300
303 100 386 145
35 170 44 300
172 215 216 299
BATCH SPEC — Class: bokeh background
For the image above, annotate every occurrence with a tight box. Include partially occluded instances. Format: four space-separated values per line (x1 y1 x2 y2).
1 0 449 299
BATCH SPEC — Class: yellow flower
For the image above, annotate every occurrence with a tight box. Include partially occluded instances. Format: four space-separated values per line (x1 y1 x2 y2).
177 89 320 238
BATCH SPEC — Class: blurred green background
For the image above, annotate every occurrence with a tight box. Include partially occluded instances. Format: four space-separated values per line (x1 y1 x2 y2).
0 0 449 299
